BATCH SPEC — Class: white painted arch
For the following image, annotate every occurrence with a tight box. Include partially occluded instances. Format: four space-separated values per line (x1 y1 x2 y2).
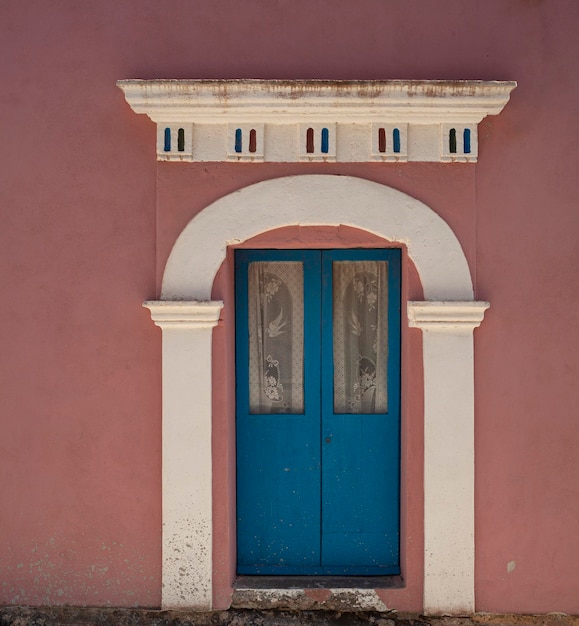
145 174 489 614
161 175 473 301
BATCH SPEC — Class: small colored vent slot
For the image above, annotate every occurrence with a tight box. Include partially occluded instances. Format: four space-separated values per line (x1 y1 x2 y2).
393 128 401 153
249 129 257 153
321 128 329 154
449 128 457 154
463 128 471 154
306 128 314 154
235 129 243 153
378 128 386 153
164 128 171 152
177 128 185 152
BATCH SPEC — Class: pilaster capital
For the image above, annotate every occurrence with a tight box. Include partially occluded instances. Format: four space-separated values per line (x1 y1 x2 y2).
408 301 490 332
143 300 223 330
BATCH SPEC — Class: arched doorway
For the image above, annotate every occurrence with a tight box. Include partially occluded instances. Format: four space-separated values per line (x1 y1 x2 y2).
144 175 489 613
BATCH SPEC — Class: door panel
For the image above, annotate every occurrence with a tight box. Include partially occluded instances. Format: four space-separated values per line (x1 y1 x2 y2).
236 250 321 573
236 414 321 571
320 250 400 572
236 249 400 576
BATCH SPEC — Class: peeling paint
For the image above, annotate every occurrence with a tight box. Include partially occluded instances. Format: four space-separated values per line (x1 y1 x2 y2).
0 536 160 607
231 588 390 612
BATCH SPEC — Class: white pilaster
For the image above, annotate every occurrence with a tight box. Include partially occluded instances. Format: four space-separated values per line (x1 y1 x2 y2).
143 300 223 610
408 301 490 614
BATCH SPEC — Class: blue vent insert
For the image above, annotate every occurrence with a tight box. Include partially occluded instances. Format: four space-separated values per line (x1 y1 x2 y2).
321 128 329 154
235 128 243 153
393 128 401 153
463 129 471 154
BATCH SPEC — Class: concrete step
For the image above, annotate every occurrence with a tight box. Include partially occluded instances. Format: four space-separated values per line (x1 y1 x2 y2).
1 608 577 626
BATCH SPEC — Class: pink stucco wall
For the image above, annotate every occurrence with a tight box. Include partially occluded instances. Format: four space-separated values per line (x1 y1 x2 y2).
1 0 578 614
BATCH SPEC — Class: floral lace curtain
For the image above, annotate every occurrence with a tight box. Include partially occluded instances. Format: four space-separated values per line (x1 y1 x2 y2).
333 261 389 414
247 259 387 415
248 262 304 414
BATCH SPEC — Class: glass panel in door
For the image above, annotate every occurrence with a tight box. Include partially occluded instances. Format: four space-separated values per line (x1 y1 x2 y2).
247 261 304 414
332 260 389 414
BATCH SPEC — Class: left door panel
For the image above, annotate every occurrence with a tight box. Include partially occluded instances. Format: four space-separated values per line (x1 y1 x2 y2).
236 250 322 573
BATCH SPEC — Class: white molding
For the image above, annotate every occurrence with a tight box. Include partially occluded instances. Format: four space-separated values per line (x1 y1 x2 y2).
118 79 515 163
147 175 486 613
408 301 490 332
118 79 516 123
144 300 223 328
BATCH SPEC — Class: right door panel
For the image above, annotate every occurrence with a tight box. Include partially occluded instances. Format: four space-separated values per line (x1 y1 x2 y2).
320 250 401 573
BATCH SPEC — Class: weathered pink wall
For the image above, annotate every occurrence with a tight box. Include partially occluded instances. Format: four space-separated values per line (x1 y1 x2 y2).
1 0 578 614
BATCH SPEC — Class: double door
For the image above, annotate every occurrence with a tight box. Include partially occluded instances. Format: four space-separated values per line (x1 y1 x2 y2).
235 249 401 575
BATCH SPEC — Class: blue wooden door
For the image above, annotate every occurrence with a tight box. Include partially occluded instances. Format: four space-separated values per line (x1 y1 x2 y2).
236 249 400 575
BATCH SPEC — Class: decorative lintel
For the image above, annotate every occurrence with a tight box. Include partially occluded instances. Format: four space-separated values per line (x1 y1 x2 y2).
407 301 490 332
118 79 516 163
143 300 223 330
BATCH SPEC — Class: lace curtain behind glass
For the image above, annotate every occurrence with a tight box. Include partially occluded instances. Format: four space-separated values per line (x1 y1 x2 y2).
333 260 389 414
248 262 304 414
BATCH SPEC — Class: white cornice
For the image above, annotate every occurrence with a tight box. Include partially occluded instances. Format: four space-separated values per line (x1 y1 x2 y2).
143 300 223 329
118 79 516 163
118 79 515 124
408 301 490 332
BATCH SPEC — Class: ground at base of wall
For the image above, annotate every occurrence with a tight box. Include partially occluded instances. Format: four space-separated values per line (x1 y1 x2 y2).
0 608 577 626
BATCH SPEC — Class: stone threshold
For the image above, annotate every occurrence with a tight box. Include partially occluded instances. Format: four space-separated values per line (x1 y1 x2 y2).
0 607 577 626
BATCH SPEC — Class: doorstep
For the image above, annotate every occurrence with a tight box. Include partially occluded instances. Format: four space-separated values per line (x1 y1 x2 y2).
0 607 577 626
